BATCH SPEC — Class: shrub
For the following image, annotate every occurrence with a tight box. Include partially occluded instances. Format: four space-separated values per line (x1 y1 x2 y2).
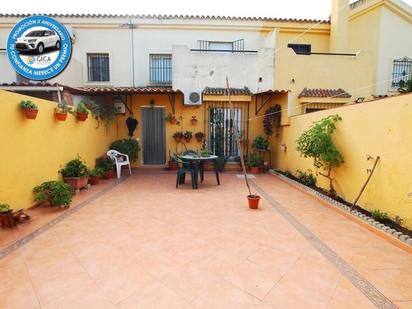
33 181 73 208
0 203 11 213
89 167 104 177
296 115 343 196
20 100 38 110
248 153 263 168
200 147 211 157
252 135 269 150
75 101 89 114
95 156 113 171
109 138 140 161
370 210 389 222
60 157 89 178
296 170 317 187
183 131 192 139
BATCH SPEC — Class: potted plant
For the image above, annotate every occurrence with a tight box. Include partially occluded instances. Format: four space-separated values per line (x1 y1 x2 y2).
55 99 70 121
195 131 205 142
60 157 89 192
183 131 192 143
190 116 198 125
109 138 140 162
0 203 15 229
20 100 38 119
248 152 262 174
252 135 269 150
173 131 184 143
165 113 177 124
96 156 115 179
33 181 73 208
247 194 261 209
73 101 89 121
168 152 178 170
88 167 104 185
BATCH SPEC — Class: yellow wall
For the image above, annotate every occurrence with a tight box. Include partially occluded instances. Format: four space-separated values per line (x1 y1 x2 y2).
269 93 412 228
0 90 117 210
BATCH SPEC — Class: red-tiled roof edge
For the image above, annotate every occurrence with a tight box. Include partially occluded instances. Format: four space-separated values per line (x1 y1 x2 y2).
0 13 330 24
67 86 183 94
254 89 290 95
298 87 352 98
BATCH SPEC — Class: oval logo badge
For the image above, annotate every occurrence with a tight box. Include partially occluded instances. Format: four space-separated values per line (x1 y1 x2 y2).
7 15 72 81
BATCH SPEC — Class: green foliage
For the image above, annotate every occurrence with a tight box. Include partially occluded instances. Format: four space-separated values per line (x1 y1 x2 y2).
33 181 73 208
195 132 205 140
109 138 140 161
86 100 117 129
165 113 176 122
252 135 269 150
56 100 70 113
173 131 184 139
296 169 317 187
95 156 113 171
398 79 412 93
0 203 11 213
370 209 389 221
200 147 211 157
89 167 104 177
213 156 227 172
74 101 89 114
248 152 263 168
60 157 89 178
296 115 343 195
20 100 38 110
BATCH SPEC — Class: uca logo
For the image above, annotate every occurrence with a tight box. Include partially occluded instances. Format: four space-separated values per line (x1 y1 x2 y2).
26 56 35 65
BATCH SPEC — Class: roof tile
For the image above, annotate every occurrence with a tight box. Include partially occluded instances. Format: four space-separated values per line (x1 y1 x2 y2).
298 88 351 98
203 87 252 96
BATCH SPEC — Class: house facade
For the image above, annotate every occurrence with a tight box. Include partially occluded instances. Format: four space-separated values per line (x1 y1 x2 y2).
0 0 411 167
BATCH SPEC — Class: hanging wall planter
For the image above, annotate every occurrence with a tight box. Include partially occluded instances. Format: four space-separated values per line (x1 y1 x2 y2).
165 113 177 124
183 131 192 143
55 100 70 121
72 101 89 122
190 116 198 125
20 100 38 120
195 131 205 143
55 112 68 121
173 131 184 143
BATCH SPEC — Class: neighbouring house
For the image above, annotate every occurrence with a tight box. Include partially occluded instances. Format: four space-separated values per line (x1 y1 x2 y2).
0 0 411 168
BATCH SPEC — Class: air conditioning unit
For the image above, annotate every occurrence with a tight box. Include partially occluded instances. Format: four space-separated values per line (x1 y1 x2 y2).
184 91 202 106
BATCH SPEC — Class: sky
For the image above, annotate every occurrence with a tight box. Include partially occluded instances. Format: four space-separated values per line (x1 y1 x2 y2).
1 0 411 20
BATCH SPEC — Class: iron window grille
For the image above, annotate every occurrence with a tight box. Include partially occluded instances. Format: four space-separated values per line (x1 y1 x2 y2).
193 39 256 54
87 53 110 82
287 44 312 55
149 54 172 84
391 57 412 87
204 101 249 161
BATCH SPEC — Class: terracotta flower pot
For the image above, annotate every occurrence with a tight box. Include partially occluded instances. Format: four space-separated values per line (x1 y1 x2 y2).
22 108 38 119
174 137 183 143
247 195 261 209
250 166 260 174
103 169 115 179
89 175 100 185
191 119 198 125
170 118 176 124
76 112 88 121
169 161 178 170
55 112 67 121
63 176 89 191
0 210 16 229
185 137 192 143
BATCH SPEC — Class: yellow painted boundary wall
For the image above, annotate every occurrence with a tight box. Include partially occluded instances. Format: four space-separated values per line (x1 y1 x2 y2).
270 93 412 228
0 90 117 210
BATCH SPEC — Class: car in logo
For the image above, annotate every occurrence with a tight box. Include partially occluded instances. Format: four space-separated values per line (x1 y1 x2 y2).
15 30 60 54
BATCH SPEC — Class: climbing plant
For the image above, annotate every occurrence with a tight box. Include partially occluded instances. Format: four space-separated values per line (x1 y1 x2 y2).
263 105 281 136
296 114 343 197
398 79 412 93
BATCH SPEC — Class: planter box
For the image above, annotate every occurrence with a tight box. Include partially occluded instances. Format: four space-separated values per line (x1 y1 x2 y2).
63 176 89 192
76 112 88 121
22 108 38 119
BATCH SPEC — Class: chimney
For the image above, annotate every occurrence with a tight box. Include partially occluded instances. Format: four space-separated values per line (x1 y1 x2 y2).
330 0 349 52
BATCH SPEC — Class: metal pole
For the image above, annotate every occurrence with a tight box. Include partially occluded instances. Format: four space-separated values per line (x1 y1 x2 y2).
226 77 252 196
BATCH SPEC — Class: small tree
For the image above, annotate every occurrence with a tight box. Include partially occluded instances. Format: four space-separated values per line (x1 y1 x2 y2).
296 115 343 196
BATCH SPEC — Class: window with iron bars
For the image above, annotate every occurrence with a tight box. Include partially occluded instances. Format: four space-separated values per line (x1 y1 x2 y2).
392 57 412 87
197 39 246 53
87 53 110 82
287 44 311 55
150 54 172 84
204 101 249 161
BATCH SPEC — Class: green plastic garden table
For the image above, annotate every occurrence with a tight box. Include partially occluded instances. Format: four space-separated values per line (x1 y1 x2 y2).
179 154 220 186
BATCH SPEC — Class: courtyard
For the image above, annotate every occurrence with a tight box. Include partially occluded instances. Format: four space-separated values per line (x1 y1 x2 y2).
1 172 411 308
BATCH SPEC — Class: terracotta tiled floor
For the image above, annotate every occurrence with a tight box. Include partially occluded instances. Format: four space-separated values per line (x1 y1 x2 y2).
1 172 411 308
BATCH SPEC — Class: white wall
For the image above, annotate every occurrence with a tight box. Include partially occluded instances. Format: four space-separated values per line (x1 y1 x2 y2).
375 7 412 94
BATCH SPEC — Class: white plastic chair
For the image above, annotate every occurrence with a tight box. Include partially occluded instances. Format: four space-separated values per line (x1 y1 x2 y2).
107 150 132 179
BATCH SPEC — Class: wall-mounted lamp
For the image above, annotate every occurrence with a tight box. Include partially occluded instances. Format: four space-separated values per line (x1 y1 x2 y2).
149 99 155 108
290 78 295 84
